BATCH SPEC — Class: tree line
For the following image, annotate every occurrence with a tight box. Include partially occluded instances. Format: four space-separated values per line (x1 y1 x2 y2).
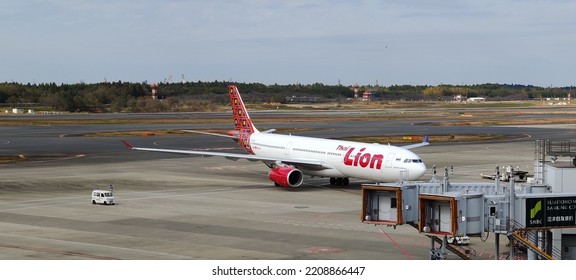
0 81 573 113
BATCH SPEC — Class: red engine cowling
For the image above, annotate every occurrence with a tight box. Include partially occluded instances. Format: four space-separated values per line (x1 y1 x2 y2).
268 167 304 188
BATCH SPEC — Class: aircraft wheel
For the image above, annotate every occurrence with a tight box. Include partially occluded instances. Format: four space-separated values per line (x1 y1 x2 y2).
329 177 336 185
335 178 343 185
343 178 349 186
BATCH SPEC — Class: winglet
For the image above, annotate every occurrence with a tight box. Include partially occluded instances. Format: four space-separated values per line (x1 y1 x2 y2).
121 140 134 149
400 135 430 150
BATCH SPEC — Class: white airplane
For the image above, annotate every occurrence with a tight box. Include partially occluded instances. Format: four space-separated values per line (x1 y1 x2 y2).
122 85 429 188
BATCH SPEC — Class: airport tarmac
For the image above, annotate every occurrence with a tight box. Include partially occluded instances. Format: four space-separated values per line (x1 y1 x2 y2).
0 111 574 260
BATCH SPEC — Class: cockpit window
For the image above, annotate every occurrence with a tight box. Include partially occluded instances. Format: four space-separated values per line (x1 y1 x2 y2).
404 159 423 163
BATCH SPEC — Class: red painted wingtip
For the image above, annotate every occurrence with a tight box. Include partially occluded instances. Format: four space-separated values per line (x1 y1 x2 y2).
121 140 134 149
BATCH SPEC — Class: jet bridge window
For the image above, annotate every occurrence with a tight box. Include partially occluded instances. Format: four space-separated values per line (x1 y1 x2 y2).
489 206 496 217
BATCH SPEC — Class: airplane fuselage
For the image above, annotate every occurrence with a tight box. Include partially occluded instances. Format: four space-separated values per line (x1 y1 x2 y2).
249 133 426 182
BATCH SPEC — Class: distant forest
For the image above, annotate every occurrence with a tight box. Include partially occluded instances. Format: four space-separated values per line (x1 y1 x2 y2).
0 81 573 113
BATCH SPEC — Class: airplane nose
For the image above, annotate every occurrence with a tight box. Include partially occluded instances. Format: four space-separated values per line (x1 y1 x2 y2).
419 163 427 178
411 163 427 180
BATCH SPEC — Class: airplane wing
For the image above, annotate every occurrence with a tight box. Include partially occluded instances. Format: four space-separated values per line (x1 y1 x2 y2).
400 135 430 150
121 140 328 169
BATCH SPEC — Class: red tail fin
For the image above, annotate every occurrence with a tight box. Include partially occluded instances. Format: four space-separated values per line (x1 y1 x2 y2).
228 85 258 154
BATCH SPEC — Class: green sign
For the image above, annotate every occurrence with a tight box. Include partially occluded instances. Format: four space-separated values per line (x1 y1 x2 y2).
526 197 576 228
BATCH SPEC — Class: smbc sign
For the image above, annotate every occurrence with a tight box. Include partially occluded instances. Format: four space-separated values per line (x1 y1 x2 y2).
526 197 576 228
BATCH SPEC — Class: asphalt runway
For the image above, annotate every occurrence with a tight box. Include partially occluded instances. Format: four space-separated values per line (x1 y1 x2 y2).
1 110 576 260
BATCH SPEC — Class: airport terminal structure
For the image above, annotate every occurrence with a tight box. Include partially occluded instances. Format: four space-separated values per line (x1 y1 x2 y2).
362 139 576 260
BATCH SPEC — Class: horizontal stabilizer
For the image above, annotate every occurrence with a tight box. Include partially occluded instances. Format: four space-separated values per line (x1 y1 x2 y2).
182 130 237 139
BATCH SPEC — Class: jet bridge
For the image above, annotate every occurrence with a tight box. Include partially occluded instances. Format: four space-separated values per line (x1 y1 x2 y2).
419 191 484 237
362 184 417 225
361 165 576 260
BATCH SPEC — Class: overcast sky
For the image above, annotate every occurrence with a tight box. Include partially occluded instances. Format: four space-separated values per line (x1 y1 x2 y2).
1 0 575 87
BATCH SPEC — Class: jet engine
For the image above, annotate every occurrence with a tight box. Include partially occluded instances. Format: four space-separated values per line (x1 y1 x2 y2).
268 167 304 188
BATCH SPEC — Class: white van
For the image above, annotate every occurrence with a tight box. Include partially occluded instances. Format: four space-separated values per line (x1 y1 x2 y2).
447 236 470 245
91 189 114 205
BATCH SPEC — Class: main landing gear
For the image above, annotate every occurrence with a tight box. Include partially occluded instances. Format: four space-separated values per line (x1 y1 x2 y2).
329 177 349 186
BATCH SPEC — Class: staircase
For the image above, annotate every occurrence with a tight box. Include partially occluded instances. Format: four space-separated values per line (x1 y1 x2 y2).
508 219 562 260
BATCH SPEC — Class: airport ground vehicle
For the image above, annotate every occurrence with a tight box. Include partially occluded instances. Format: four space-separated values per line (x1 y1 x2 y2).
447 236 470 245
91 189 114 205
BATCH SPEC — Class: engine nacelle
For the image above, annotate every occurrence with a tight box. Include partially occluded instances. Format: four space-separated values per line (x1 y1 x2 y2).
268 167 304 188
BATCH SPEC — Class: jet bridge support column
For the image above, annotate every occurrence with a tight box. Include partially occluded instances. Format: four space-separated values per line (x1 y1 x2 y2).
430 236 448 260
509 234 515 260
527 230 538 260
509 172 515 260
495 233 500 260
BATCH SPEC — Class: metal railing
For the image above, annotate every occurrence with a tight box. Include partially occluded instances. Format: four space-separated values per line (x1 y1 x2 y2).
508 219 563 260
546 140 576 157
